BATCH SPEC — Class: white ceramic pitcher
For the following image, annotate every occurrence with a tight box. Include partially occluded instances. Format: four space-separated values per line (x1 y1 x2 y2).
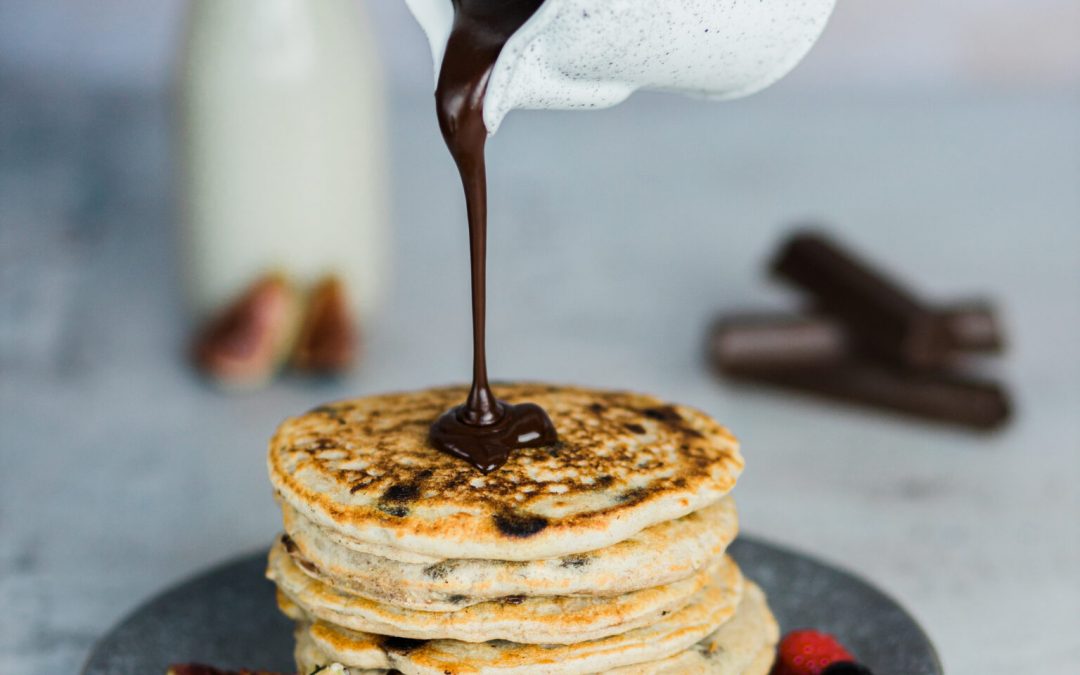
405 0 836 133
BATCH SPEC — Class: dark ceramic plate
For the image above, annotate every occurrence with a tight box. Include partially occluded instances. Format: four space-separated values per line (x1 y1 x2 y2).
82 536 942 675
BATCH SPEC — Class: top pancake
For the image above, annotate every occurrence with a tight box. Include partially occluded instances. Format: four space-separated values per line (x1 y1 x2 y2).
268 383 743 560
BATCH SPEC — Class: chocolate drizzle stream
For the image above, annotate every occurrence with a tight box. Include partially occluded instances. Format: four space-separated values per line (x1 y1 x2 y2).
429 0 557 473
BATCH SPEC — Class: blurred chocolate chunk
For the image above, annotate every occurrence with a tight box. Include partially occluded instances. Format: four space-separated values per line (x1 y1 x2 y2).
709 302 1004 375
728 360 1011 430
772 231 955 369
941 300 1004 353
708 313 850 374
291 275 359 374
709 228 1010 430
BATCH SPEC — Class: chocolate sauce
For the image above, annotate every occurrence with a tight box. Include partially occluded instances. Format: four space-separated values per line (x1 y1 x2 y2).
428 0 557 473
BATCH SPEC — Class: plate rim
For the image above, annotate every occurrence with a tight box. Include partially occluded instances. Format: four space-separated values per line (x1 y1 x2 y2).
731 533 944 674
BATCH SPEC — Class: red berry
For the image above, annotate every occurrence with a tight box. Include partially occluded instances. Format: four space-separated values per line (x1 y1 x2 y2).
772 630 855 675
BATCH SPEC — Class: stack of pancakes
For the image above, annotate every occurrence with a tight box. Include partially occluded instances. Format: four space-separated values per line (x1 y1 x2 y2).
267 384 778 674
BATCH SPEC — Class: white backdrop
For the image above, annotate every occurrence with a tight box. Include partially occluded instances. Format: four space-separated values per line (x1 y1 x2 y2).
1 0 1078 91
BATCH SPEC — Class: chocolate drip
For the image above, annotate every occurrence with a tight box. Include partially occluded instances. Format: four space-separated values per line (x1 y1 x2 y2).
429 0 557 473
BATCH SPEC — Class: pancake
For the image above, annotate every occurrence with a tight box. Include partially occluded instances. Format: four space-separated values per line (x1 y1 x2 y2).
280 496 738 611
743 647 779 675
294 639 776 675
288 559 745 674
607 583 778 674
293 629 382 675
268 384 743 561
269 538 735 644
292 582 775 675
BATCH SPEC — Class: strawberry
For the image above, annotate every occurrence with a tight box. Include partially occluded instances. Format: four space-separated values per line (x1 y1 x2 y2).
772 630 856 675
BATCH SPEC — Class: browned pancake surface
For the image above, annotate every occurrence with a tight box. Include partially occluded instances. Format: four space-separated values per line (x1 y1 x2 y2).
269 383 743 560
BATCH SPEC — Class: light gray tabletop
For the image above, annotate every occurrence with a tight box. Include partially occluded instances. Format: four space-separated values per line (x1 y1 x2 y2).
1 76 1078 674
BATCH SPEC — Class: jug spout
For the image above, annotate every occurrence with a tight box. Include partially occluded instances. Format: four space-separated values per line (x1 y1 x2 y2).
406 0 836 134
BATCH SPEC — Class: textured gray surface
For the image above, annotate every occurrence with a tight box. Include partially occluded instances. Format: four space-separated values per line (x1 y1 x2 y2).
1 74 1079 675
81 538 942 675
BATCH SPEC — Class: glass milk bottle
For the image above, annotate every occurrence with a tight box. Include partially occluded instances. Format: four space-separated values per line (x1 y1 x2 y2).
179 0 388 322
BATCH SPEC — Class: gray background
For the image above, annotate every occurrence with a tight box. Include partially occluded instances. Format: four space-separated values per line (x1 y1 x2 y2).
2 1 1080 90
2 2 1079 674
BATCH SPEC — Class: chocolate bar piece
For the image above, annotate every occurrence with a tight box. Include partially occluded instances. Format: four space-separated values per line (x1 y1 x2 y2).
728 360 1011 430
942 300 1004 353
708 313 849 374
709 302 1004 375
771 231 955 369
